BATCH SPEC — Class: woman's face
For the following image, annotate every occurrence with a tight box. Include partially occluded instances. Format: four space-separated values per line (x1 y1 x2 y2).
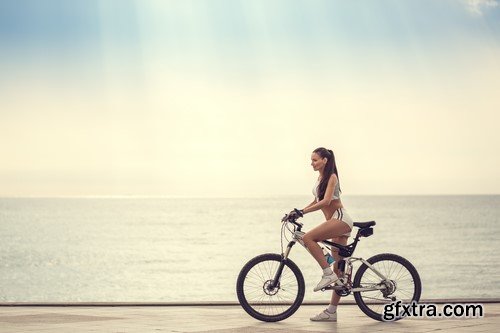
311 152 327 171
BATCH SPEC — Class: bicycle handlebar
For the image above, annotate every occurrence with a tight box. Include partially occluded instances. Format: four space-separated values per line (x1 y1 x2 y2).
281 208 304 223
281 213 303 228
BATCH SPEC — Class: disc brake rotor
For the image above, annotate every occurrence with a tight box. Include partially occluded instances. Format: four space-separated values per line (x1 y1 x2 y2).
263 280 280 296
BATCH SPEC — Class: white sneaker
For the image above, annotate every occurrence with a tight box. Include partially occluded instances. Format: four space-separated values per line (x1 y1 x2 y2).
313 272 341 292
310 309 337 322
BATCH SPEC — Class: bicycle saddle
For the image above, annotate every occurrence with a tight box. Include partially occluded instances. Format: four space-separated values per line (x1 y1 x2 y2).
353 221 376 228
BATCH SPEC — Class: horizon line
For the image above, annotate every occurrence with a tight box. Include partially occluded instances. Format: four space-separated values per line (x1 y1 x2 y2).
0 194 498 199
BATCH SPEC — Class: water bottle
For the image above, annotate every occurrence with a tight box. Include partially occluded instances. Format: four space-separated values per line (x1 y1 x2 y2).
322 247 335 265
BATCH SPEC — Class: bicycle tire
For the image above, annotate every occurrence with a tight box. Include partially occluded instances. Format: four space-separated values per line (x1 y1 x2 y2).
353 253 422 321
236 253 305 322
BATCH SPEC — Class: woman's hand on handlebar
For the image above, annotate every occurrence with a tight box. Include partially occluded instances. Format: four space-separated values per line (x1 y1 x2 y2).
283 208 304 222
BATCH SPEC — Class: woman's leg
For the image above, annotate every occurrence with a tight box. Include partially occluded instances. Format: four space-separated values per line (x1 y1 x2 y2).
309 235 349 321
302 219 351 269
330 235 349 307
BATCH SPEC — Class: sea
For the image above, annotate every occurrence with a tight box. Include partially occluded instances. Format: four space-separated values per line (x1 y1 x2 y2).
0 195 499 303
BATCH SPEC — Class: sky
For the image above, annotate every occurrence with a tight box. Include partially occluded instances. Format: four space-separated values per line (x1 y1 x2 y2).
1 0 499 197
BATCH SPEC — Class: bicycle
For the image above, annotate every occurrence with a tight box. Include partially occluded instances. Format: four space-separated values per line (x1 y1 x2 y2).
236 209 422 322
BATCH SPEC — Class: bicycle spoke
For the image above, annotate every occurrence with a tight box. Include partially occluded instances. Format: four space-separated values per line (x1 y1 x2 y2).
355 257 419 321
241 258 301 318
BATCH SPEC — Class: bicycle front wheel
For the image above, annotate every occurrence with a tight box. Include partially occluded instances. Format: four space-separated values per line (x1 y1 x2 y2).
353 253 422 321
236 253 305 322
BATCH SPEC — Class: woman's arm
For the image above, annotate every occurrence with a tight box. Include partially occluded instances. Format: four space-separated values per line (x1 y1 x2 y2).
301 174 337 214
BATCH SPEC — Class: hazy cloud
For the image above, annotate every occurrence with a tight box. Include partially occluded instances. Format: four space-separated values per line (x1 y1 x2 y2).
465 0 499 15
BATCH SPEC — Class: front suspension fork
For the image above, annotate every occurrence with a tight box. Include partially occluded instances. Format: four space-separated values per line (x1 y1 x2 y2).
269 241 296 289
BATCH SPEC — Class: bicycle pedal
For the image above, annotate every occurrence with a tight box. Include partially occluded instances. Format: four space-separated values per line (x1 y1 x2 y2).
322 284 344 291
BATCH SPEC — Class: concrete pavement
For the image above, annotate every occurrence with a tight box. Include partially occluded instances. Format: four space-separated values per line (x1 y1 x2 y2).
0 302 498 332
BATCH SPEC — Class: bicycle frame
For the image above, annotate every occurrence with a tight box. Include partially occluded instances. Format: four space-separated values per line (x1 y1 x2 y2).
269 220 389 293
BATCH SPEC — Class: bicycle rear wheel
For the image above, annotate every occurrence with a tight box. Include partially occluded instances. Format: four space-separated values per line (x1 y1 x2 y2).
353 253 422 321
236 253 305 322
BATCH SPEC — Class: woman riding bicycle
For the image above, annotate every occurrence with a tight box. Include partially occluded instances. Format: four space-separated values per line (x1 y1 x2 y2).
237 148 421 321
287 147 354 322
